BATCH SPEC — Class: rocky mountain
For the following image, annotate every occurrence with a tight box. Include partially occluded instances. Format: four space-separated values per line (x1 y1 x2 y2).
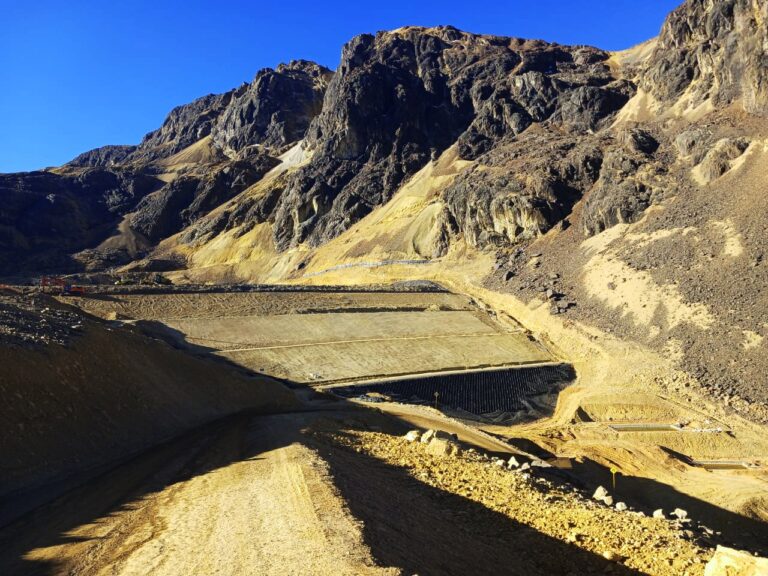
0 24 652 274
269 30 632 251
641 0 768 115
2 0 767 414
0 60 332 273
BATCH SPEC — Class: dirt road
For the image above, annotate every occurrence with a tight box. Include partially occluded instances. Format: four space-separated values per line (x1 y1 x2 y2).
1 400 731 576
0 411 394 576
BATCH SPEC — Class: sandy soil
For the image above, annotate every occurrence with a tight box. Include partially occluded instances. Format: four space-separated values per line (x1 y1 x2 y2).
0 411 395 576
0 293 296 519
0 407 717 576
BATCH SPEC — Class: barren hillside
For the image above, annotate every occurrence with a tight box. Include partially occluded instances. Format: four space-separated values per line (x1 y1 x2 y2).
2 0 768 574
0 291 296 524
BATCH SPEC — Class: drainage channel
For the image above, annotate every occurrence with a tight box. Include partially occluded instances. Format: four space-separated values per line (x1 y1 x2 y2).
608 423 729 433
690 459 762 470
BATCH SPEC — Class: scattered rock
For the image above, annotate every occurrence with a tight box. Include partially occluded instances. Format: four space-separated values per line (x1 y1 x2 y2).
593 486 610 501
615 502 628 512
653 509 666 519
507 456 520 468
404 430 421 442
426 437 461 457
420 430 436 444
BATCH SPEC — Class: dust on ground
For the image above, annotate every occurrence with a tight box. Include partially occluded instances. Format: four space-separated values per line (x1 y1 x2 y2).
0 409 720 576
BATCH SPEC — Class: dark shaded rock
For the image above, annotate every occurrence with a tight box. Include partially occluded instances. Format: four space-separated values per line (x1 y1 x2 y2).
0 169 161 273
67 145 137 167
582 145 659 235
641 0 768 115
443 131 605 248
583 178 652 235
131 156 277 242
618 128 659 155
212 60 332 155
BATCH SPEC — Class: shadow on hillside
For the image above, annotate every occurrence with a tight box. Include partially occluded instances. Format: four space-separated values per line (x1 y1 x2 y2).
505 437 768 556
0 409 645 576
1 317 763 573
314 429 644 576
133 320 315 391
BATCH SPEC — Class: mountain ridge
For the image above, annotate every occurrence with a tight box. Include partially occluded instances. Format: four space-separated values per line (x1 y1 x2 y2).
2 0 768 418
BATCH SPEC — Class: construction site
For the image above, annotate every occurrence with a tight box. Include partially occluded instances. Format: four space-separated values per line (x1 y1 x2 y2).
4 0 768 572
0 279 765 575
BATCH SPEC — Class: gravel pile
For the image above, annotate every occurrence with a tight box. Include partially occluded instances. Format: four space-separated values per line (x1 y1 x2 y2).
0 294 84 348
321 427 714 575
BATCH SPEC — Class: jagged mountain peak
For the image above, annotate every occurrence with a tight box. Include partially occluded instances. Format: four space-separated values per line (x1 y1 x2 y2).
3 0 768 277
641 0 768 114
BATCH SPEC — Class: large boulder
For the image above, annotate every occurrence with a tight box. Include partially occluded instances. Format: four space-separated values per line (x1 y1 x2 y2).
704 546 768 576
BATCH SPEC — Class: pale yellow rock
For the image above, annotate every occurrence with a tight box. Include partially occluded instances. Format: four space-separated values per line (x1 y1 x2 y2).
704 546 768 576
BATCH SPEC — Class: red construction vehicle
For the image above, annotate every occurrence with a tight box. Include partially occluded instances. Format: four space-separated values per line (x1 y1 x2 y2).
40 276 86 296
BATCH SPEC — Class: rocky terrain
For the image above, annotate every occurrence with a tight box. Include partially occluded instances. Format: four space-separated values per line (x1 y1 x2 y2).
2 2 768 572
3 1 767 414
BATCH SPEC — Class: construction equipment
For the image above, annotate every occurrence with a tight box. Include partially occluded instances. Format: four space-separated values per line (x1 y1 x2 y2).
40 276 86 296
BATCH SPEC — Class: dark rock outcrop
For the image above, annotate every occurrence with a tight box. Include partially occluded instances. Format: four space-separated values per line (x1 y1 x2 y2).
125 60 331 164
212 60 332 155
129 91 240 163
68 145 137 167
131 156 278 242
641 0 768 115
0 169 161 273
444 130 605 249
270 28 631 250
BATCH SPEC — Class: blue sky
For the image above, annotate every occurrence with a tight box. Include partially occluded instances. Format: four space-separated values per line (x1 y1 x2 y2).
0 0 681 173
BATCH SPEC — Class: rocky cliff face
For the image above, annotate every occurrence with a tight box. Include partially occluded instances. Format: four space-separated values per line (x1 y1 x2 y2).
269 28 632 250
2 0 767 278
212 60 332 156
124 60 332 165
129 91 239 163
641 0 768 115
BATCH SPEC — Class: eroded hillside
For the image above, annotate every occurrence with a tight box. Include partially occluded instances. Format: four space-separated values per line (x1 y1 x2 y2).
3 5 768 571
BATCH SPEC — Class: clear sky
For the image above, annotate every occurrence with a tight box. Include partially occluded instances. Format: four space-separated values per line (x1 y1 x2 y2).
0 0 681 173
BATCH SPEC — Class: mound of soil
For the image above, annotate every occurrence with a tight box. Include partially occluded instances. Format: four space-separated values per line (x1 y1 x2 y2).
0 293 296 521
